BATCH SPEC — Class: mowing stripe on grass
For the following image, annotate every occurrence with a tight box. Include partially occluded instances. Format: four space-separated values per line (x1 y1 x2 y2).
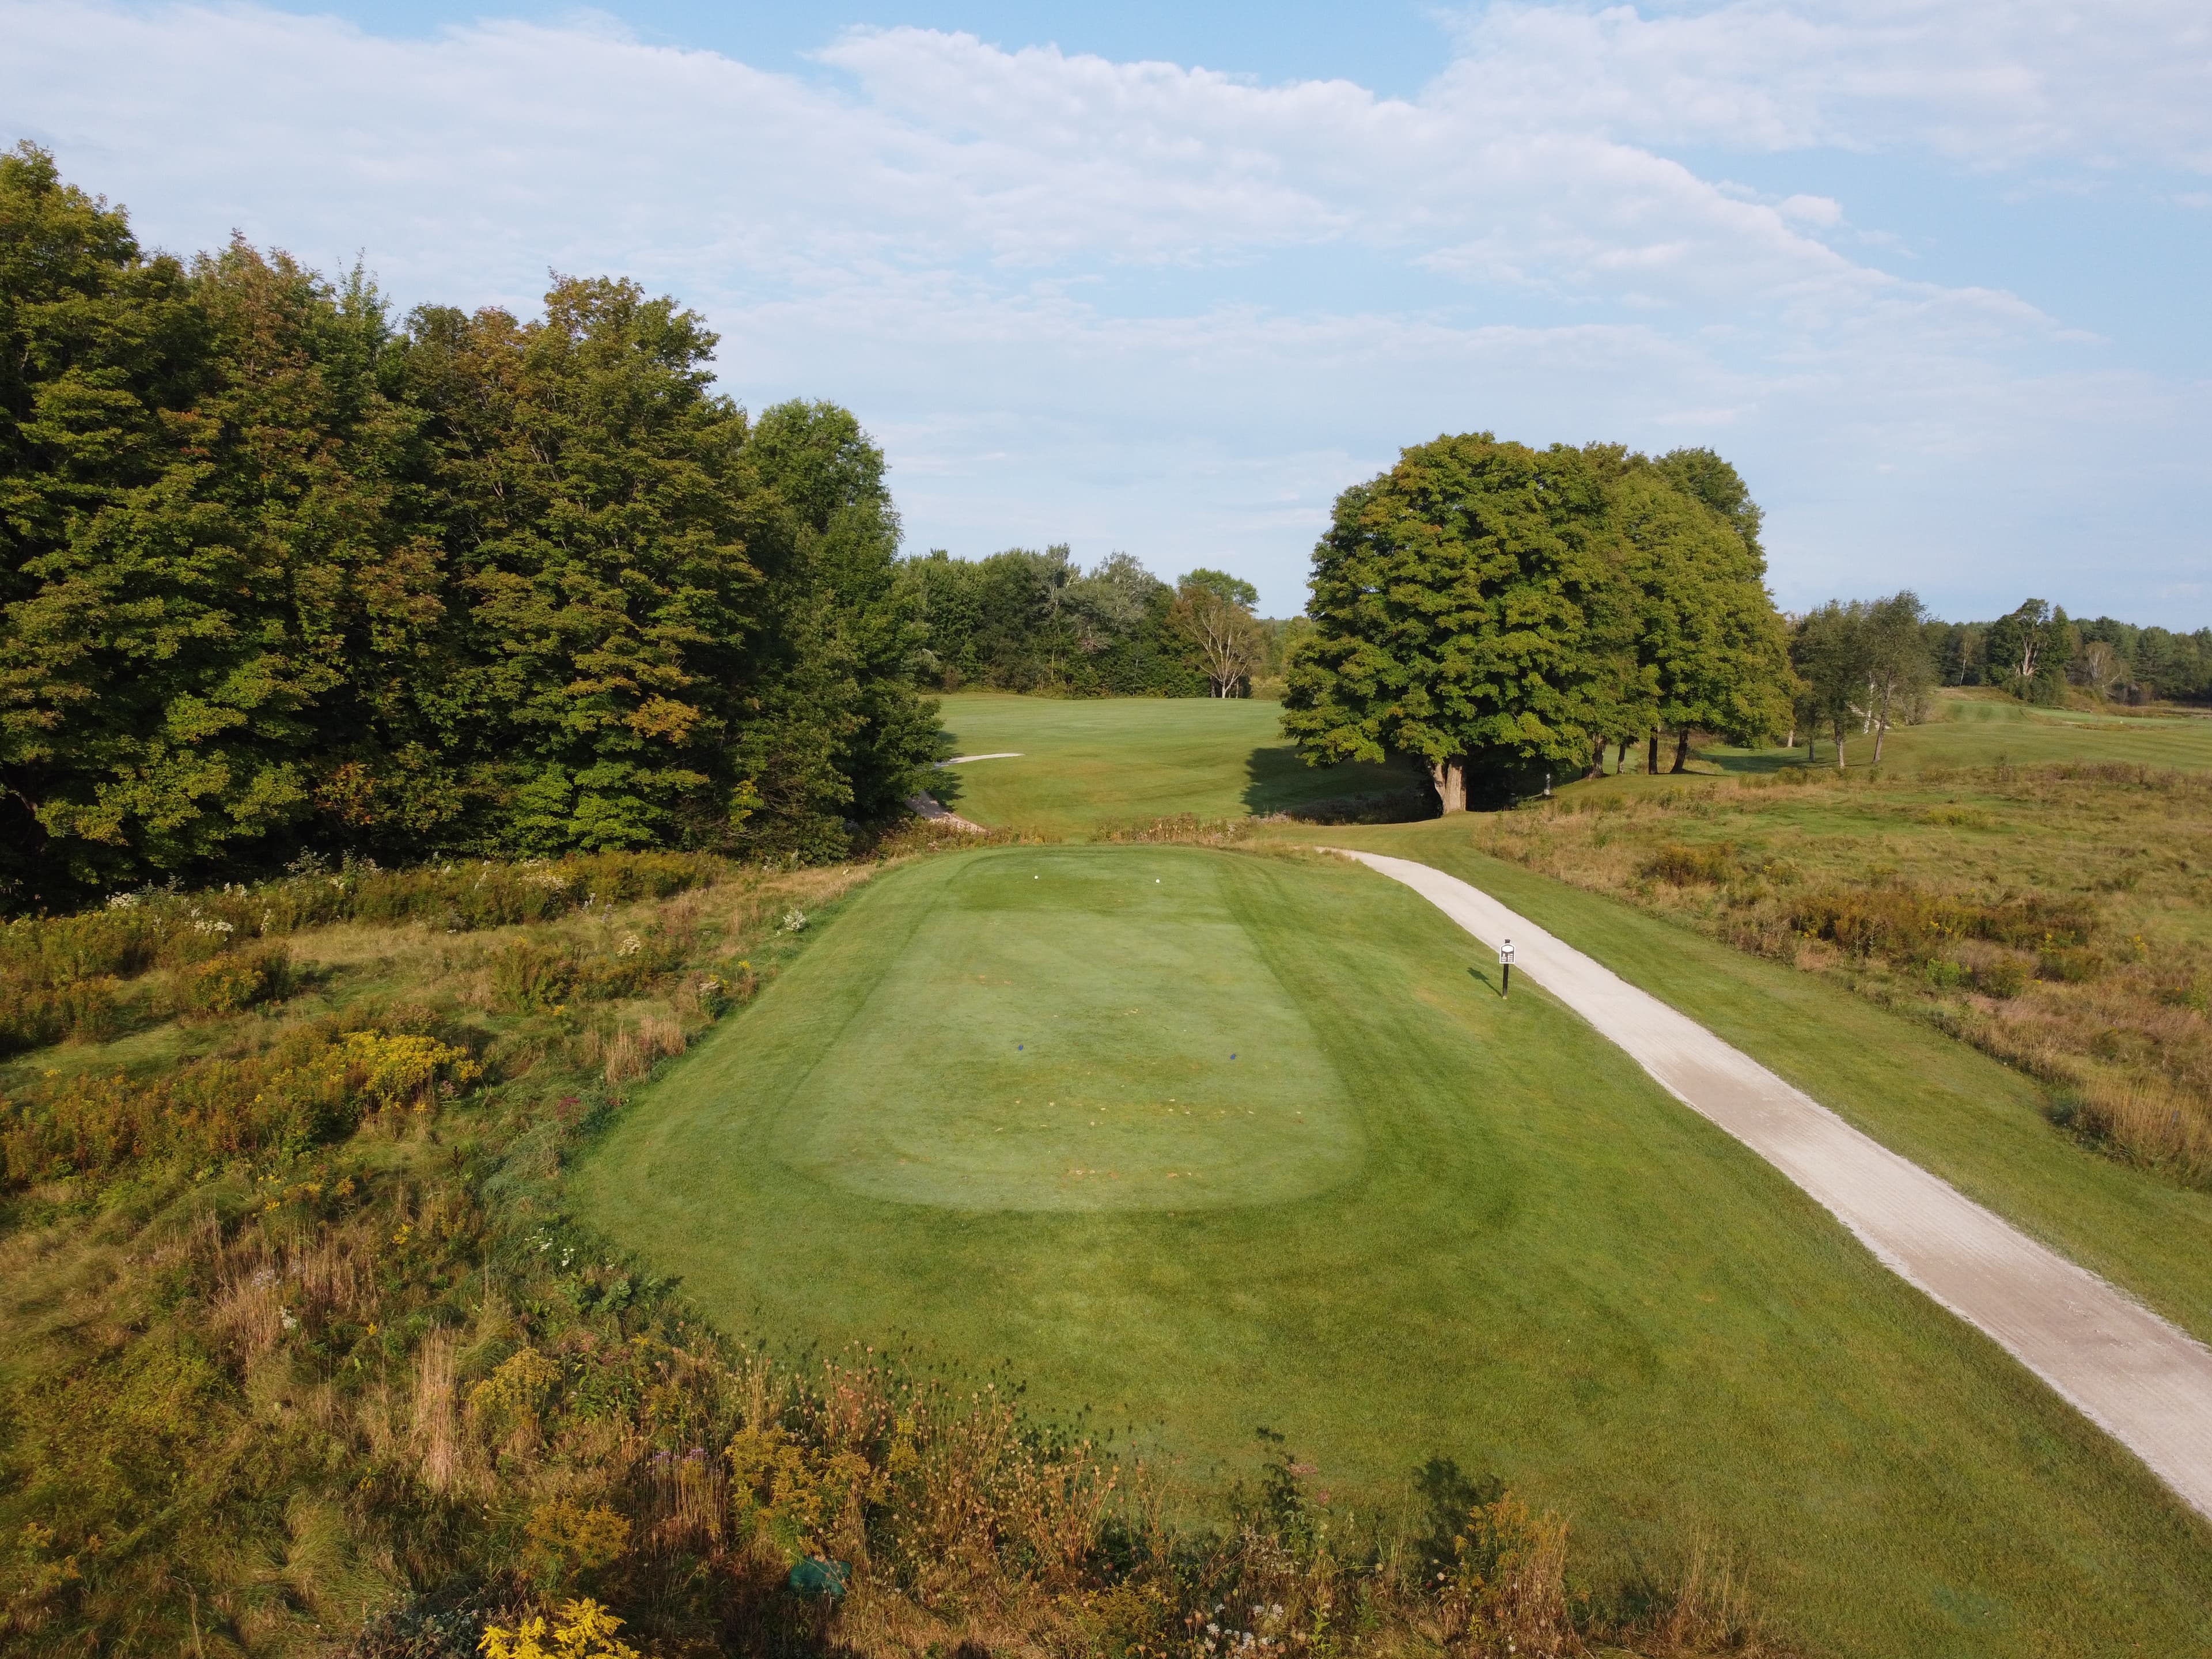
1340 847 2212 1520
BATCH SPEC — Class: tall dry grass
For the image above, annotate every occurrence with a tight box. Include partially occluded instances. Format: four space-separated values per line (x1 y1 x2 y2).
1480 761 2212 1187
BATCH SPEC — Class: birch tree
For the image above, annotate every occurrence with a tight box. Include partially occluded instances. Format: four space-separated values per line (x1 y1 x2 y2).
1168 569 1264 698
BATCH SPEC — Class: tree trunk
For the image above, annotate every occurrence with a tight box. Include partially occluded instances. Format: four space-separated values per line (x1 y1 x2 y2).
1785 721 1796 749
1586 737 1605 781
1832 717 1847 770
1616 738 1630 773
1430 757 1467 814
1669 729 1691 774
1646 728 1660 775
1872 692 1891 763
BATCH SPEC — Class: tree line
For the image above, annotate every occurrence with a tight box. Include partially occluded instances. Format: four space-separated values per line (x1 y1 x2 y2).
1283 433 1791 809
1790 592 2212 767
0 145 942 908
899 547 1277 698
1281 433 2212 803
1934 601 2212 706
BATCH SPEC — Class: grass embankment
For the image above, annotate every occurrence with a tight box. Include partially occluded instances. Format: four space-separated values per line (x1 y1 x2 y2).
935 693 1415 838
578 842 2212 1658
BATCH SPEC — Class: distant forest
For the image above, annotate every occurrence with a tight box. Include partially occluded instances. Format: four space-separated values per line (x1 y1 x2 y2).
1929 602 2212 706
899 546 1286 698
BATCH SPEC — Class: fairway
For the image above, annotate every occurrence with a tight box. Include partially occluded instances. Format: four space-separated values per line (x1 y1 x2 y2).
578 843 2212 1658
934 692 1412 836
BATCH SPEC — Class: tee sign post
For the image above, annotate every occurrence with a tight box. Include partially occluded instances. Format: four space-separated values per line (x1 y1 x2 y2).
1499 938 1515 997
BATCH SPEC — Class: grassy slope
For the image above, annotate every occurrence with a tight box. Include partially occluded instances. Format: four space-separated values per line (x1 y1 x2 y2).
934 693 1411 838
1707 687 2212 776
576 843 2212 1659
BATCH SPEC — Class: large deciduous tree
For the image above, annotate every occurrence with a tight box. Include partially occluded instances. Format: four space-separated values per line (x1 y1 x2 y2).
1603 456 1794 774
2 143 434 891
1983 598 2076 705
0 143 941 904
1283 434 1614 811
1168 567 1264 698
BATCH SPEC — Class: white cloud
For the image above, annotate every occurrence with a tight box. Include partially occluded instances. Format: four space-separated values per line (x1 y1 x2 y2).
1439 1 2212 175
0 1 2204 621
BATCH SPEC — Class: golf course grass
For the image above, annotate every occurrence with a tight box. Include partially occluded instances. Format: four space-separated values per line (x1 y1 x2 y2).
933 692 1412 836
1319 821 2212 1350
1704 687 2212 777
577 842 2212 1658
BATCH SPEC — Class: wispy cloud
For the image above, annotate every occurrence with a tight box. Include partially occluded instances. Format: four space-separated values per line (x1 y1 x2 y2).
1 1 2205 619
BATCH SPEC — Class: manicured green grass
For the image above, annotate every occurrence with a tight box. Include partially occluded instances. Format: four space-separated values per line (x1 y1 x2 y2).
577 843 2212 1658
933 693 1412 837
1309 818 2212 1351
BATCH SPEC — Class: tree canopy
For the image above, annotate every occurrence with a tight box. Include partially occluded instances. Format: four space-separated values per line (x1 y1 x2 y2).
0 143 940 904
899 546 1271 697
1282 433 1790 808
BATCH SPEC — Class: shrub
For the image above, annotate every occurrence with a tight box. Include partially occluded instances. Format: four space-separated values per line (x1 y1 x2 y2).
173 945 291 1018
2037 946 2104 984
1640 843 1734 885
480 1600 645 1659
0 1023 480 1187
524 1502 632 1592
1971 959 2028 999
1791 887 2094 964
493 940 581 1012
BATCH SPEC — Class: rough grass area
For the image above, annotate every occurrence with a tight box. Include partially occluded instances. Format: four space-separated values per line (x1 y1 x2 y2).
1433 752 2212 1188
1703 688 2212 778
576 843 2212 1659
933 694 1416 839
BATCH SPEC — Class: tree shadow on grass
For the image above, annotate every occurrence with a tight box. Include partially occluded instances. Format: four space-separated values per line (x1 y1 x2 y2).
926 764 967 808
1702 744 1821 777
1241 744 1429 820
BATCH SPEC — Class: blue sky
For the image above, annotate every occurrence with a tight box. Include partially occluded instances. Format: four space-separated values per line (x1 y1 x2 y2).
5 1 2208 622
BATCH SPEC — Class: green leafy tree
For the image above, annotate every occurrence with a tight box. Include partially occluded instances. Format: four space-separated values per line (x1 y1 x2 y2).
1790 601 1867 768
1283 434 1613 812
2 145 434 896
899 544 1203 696
1651 445 1765 561
1605 463 1792 773
1982 599 2075 704
400 278 765 854
1168 567 1264 697
1861 590 1936 762
734 398 943 855
0 147 944 900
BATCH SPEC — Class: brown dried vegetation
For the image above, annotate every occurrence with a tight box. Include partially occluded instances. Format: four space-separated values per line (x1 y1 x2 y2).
1481 759 2212 1185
